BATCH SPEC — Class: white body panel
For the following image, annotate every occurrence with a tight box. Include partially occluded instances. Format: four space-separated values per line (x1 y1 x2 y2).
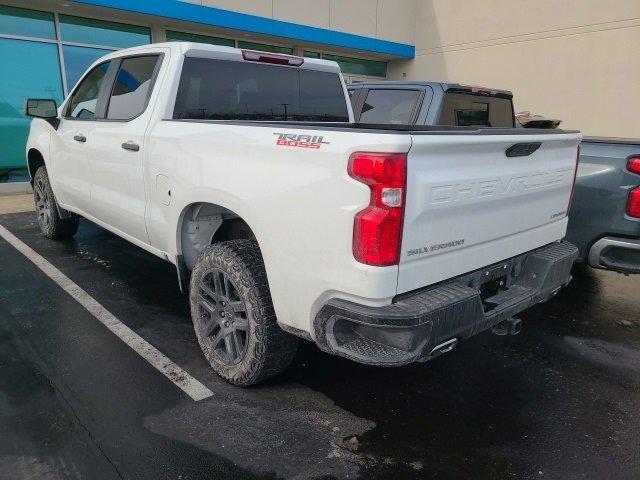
86 112 151 243
399 132 581 293
26 42 582 338
50 119 98 210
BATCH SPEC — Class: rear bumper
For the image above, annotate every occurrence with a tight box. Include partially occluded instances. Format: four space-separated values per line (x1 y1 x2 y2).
588 236 640 274
313 241 578 366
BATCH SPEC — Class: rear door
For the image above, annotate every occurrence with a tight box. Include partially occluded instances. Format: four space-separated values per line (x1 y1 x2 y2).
397 131 582 293
85 53 163 242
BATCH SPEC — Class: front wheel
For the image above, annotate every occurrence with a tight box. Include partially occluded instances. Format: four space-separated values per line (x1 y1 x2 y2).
189 239 298 386
33 166 79 240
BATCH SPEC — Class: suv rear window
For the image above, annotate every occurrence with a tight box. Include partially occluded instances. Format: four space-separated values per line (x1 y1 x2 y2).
359 89 420 125
437 93 514 128
173 57 349 122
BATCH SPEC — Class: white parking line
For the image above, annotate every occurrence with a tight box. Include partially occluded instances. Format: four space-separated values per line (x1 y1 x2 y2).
0 223 214 401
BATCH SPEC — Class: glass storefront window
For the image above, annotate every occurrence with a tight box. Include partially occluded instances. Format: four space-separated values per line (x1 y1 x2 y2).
322 54 387 77
63 45 113 91
0 5 55 40
0 38 63 175
0 9 152 179
166 30 234 47
59 15 150 48
237 41 293 55
304 51 387 77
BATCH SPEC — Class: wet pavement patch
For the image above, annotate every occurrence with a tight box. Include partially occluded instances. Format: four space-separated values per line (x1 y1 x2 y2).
0 212 639 479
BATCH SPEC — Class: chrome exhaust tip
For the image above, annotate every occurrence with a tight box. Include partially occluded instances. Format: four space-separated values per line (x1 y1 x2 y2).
427 338 458 358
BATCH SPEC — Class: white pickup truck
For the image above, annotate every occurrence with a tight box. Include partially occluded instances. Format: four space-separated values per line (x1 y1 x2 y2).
25 42 581 386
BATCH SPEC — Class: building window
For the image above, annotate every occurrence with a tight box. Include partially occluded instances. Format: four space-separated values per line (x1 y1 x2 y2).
0 38 63 179
237 40 293 55
322 54 387 77
0 5 56 39
304 50 387 78
58 15 150 48
62 45 113 91
166 30 234 47
58 16 151 90
0 5 151 178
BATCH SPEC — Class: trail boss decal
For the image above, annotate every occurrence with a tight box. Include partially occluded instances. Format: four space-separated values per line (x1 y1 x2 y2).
274 133 330 149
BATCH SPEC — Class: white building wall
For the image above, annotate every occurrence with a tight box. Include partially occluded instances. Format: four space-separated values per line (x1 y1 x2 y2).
387 0 640 138
183 0 417 44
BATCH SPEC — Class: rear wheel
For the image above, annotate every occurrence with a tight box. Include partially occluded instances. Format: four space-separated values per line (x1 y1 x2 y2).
33 166 79 240
189 240 298 386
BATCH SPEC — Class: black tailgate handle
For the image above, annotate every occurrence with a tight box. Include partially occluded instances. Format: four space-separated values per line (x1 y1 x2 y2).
505 142 541 157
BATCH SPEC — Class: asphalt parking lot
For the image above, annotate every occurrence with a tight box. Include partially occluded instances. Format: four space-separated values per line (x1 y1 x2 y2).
0 210 638 480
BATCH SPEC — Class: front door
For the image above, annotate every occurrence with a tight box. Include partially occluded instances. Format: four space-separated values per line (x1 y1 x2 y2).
85 54 162 243
51 61 111 210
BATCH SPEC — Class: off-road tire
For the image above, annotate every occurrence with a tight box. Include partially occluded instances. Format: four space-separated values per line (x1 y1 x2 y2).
189 239 298 386
33 166 79 240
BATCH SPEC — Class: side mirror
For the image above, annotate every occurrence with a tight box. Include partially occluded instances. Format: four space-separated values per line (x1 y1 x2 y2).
25 99 58 119
25 99 59 129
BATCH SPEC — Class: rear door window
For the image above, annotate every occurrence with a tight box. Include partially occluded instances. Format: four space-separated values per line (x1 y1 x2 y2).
359 89 421 125
437 93 514 128
173 57 349 122
106 55 160 120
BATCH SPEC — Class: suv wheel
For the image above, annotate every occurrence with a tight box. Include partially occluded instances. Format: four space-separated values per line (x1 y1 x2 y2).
189 239 298 386
33 166 79 240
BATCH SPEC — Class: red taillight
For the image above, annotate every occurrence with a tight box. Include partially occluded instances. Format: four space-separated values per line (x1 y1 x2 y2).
626 156 640 218
567 145 580 214
627 156 640 175
241 49 304 66
627 188 640 218
348 152 407 266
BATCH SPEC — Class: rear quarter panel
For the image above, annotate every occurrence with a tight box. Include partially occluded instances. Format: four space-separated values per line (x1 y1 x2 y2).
566 140 640 259
146 121 411 334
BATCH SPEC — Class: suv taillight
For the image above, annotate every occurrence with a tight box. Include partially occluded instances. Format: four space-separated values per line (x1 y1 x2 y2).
348 152 407 266
627 189 640 218
627 156 640 218
627 156 640 175
567 145 580 214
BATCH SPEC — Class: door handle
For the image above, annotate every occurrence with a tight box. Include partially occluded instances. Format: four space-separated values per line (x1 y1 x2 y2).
73 134 86 143
121 141 140 152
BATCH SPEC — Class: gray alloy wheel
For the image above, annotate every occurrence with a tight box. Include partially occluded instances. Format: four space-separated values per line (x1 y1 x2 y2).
34 176 52 230
32 166 79 240
189 240 298 386
197 268 249 366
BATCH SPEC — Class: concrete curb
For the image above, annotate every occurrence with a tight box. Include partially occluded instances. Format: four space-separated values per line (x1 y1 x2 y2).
0 182 32 196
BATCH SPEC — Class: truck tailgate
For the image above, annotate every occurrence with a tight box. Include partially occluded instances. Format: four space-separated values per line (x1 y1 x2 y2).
398 132 582 294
